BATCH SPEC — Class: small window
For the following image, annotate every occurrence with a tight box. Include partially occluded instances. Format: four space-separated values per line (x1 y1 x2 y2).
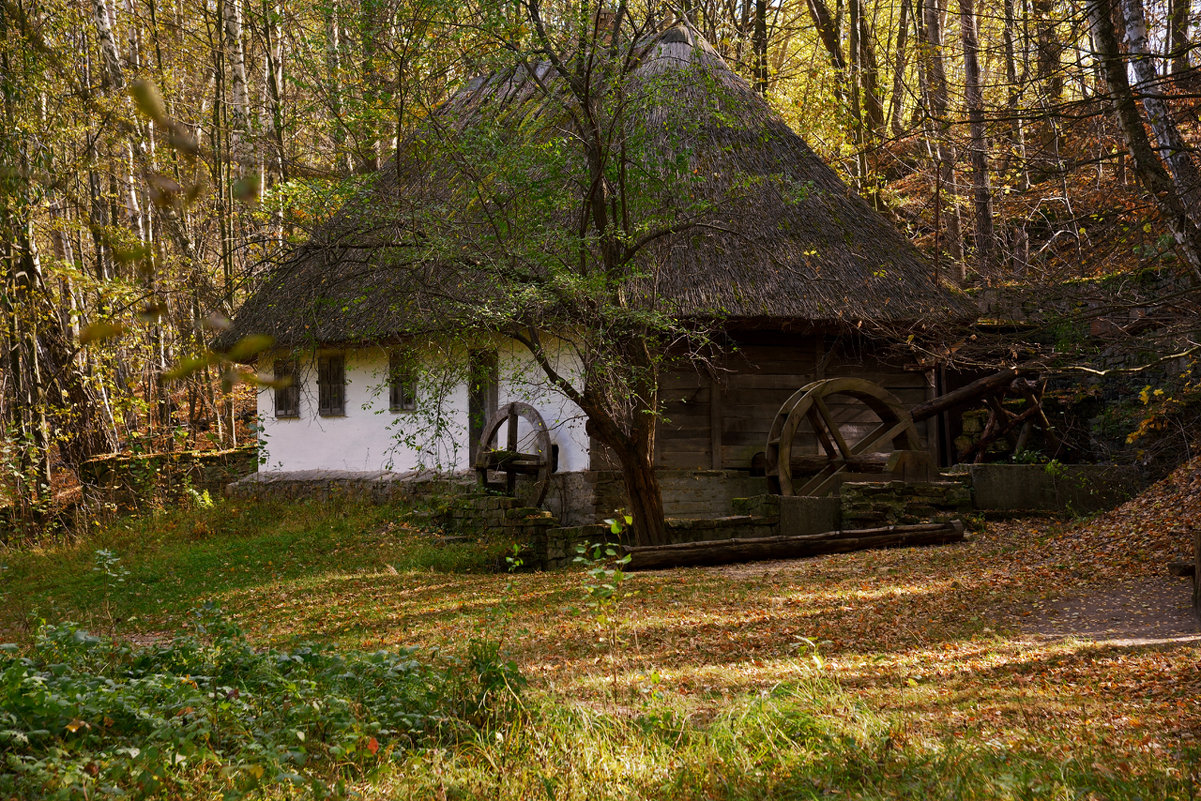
389 351 417 412
273 358 300 418
317 354 346 416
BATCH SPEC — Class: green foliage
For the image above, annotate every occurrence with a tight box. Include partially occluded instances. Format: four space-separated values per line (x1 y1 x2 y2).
0 606 522 799
386 683 1197 801
573 539 634 704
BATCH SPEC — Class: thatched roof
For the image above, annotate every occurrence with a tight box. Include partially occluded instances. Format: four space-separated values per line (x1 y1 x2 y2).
221 24 964 352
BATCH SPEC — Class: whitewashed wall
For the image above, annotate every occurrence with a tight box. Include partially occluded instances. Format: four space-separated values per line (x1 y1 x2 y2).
256 338 589 474
495 338 590 473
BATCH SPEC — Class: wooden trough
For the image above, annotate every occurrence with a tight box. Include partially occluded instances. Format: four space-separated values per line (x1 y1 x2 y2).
620 520 965 570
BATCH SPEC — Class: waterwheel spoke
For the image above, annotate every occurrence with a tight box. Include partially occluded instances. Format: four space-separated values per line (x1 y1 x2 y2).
813 396 852 459
805 408 839 459
799 464 842 496
850 419 912 457
505 408 520 494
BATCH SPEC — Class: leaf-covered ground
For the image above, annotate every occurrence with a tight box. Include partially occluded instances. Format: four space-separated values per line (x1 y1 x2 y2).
2 459 1199 797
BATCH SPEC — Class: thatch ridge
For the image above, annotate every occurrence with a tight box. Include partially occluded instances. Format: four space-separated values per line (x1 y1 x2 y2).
221 24 965 351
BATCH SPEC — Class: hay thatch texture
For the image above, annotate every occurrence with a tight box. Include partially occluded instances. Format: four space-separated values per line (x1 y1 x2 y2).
222 25 965 351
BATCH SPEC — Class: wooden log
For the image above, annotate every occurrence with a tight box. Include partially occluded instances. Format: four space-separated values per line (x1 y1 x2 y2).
622 521 965 570
909 368 1020 422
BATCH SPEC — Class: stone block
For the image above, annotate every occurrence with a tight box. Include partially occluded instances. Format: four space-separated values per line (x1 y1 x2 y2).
778 495 841 535
968 463 1142 515
732 495 781 518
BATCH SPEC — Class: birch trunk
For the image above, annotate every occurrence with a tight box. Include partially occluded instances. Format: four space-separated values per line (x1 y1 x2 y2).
92 0 125 89
889 0 911 136
223 0 250 174
1121 0 1201 229
1087 0 1201 274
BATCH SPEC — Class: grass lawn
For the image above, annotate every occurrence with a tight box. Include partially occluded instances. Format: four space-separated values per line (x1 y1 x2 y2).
2 465 1198 799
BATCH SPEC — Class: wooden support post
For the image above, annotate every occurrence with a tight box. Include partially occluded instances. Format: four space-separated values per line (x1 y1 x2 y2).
1193 525 1200 622
710 378 722 470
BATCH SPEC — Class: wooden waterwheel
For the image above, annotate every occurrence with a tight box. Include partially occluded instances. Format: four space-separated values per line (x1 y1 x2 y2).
474 402 553 506
765 378 927 496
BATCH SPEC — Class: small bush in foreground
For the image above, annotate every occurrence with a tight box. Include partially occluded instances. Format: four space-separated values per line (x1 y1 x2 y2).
0 605 522 799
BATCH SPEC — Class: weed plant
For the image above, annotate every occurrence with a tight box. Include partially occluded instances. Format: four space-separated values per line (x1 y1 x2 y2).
0 605 522 799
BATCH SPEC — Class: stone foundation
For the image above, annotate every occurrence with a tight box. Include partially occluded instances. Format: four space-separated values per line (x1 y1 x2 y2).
839 480 972 527
219 461 1144 570
226 469 476 504
558 469 767 523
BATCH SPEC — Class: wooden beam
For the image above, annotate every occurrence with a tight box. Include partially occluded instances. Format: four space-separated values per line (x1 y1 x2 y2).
909 368 1020 422
622 521 965 570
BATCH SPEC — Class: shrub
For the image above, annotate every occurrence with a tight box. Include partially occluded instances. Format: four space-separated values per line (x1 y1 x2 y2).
0 604 522 799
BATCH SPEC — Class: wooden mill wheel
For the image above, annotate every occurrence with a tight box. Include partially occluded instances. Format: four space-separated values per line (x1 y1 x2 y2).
474 402 553 506
765 378 924 496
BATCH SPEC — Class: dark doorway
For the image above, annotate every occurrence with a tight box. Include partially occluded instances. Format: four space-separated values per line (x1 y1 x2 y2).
468 350 498 463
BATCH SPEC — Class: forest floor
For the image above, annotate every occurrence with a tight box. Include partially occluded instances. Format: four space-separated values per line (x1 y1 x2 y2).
1 459 1199 798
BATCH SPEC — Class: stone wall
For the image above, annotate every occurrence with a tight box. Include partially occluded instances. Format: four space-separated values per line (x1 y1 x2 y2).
81 447 259 509
733 481 971 534
560 469 767 524
839 480 972 528
967 463 1141 515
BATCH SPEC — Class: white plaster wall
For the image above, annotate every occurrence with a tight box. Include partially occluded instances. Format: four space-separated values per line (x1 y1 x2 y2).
257 347 470 472
255 338 590 475
495 338 590 473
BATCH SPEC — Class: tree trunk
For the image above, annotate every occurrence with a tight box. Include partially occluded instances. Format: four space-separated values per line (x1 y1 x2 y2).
753 0 768 95
806 0 847 105
92 0 124 89
1087 0 1201 274
1033 0 1063 102
959 0 994 272
1002 0 1029 189
262 0 285 181
612 441 670 547
889 0 911 137
222 0 250 175
854 0 884 138
921 0 964 277
1121 0 1201 229
1168 0 1190 75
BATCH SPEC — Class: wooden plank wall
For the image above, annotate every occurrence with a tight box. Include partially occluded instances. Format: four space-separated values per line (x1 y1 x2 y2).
654 333 936 471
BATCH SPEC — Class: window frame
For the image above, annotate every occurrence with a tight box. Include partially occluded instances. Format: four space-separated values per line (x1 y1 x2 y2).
273 357 300 419
388 351 417 413
316 353 346 417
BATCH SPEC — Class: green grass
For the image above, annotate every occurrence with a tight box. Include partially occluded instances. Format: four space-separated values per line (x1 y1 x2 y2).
2 496 1199 799
0 497 501 637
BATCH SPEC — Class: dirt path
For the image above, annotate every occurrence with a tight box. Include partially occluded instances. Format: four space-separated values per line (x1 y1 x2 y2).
1022 575 1200 646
